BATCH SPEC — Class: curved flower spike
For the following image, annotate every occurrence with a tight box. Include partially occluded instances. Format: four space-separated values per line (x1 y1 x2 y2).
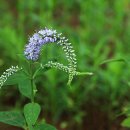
24 28 93 85
41 61 93 86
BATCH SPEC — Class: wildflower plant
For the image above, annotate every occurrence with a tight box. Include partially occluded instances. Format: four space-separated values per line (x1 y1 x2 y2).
0 28 93 130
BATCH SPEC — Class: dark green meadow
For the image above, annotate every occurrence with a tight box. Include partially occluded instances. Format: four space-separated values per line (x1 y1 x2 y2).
0 0 130 130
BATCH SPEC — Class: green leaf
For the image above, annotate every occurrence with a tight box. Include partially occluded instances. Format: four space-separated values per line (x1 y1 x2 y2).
121 117 130 127
18 78 32 98
24 103 41 126
0 111 26 128
4 70 26 86
33 123 57 130
100 58 126 65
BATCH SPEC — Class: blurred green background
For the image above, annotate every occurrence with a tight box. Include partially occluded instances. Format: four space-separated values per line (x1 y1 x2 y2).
1 0 130 130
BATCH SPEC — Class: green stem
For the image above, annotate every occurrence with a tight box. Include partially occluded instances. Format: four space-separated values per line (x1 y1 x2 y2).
33 67 41 79
30 62 35 103
76 72 93 76
31 78 34 103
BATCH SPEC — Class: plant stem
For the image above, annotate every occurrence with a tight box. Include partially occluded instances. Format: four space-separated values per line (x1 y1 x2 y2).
76 72 93 76
31 78 34 103
30 62 35 103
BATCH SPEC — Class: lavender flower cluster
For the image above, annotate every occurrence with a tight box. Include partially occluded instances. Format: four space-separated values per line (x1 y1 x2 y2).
24 28 57 61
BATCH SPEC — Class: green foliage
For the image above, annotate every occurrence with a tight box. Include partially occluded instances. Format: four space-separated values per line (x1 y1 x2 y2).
4 70 24 86
0 0 130 129
0 111 26 128
4 69 32 98
24 103 41 126
18 78 32 98
122 117 130 128
121 105 130 128
33 123 57 130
